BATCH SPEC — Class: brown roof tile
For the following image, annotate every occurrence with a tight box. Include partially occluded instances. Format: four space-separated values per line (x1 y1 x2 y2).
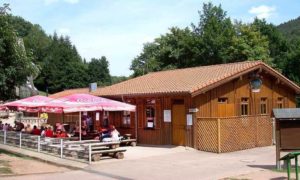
49 88 90 98
92 61 300 97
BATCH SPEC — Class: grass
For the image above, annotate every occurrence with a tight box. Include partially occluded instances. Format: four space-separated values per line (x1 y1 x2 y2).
0 149 33 160
0 159 13 175
272 166 300 173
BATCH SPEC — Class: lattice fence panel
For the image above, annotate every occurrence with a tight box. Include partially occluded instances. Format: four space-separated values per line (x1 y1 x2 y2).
195 118 218 153
256 116 273 147
220 117 256 152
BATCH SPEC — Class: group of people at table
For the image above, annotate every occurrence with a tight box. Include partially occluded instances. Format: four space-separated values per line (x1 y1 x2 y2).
0 120 120 142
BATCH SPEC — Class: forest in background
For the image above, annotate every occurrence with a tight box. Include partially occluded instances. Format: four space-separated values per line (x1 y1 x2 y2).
0 3 300 101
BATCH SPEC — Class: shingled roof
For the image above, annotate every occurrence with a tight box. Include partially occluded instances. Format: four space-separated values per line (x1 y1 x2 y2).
90 61 300 97
49 88 90 98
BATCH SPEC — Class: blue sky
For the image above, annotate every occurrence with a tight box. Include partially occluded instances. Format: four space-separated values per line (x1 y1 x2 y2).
3 0 300 76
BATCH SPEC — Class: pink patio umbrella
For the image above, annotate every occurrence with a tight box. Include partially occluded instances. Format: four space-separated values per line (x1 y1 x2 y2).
4 95 54 113
41 93 136 113
41 93 136 141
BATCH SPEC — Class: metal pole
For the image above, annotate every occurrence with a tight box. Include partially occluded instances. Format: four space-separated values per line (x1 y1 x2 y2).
89 144 92 164
79 111 82 141
60 139 63 158
19 132 22 148
4 131 6 144
38 136 40 152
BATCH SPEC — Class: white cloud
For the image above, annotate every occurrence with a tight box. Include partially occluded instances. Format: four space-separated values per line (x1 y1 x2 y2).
249 5 276 19
44 0 79 5
57 28 70 35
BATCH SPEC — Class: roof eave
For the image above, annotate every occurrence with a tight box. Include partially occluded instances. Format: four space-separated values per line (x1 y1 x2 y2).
191 63 300 97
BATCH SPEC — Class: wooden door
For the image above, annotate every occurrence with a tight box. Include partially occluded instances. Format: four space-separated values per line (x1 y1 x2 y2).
172 104 186 145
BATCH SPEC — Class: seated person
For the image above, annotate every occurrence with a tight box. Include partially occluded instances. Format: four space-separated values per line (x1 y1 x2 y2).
56 129 67 138
41 127 47 137
14 121 25 132
31 125 41 135
25 124 32 134
101 125 120 142
45 127 54 137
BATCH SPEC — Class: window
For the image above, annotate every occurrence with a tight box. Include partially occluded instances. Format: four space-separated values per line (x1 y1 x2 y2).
102 111 109 127
260 98 267 114
122 111 131 127
241 98 249 116
277 97 284 109
146 99 156 128
218 97 228 103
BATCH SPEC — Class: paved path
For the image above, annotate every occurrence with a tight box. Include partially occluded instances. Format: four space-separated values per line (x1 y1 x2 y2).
1 145 280 180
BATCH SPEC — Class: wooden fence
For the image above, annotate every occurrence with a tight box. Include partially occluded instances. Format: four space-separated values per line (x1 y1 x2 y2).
194 115 272 153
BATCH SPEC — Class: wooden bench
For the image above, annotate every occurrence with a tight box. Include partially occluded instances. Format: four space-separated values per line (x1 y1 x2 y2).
79 142 126 161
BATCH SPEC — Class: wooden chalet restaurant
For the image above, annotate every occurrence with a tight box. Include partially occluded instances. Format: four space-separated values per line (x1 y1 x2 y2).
52 61 300 153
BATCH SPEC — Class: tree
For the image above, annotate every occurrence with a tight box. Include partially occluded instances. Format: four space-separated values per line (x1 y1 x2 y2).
192 2 235 64
283 40 300 85
226 23 271 64
88 56 111 86
35 33 89 93
252 18 290 70
0 5 36 100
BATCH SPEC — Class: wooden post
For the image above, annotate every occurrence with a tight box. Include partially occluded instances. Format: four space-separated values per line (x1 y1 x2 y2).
217 118 221 153
276 120 281 170
4 130 6 144
38 136 40 152
19 132 22 148
60 139 63 158
135 111 138 142
79 111 81 141
89 144 92 164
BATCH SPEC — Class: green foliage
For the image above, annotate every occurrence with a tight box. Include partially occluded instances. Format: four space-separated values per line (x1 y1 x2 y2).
227 23 270 63
5 13 115 94
131 2 272 77
88 56 111 86
277 16 300 41
111 76 129 85
0 12 35 100
192 2 235 64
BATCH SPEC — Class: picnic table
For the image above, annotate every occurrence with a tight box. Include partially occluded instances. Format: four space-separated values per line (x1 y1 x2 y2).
280 152 300 180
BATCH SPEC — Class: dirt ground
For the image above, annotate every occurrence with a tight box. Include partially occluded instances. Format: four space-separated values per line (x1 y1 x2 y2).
0 153 70 176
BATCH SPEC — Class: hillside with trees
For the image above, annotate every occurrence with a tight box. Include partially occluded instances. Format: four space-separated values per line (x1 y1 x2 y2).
130 3 300 89
1 3 300 101
277 16 300 40
0 4 115 99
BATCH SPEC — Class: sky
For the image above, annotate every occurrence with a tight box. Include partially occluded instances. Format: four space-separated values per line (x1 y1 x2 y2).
2 0 300 76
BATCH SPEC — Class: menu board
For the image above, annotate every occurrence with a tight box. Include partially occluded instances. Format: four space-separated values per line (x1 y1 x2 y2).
164 110 171 122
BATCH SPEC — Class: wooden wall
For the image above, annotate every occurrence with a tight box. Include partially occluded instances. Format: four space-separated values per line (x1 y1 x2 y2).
194 71 297 118
121 95 193 145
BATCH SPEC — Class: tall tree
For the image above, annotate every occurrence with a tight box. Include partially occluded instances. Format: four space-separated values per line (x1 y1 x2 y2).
192 2 235 64
0 5 36 100
88 56 111 86
226 23 271 64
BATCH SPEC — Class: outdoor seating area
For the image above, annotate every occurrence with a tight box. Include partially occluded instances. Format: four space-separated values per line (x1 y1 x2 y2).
0 130 127 163
0 93 137 164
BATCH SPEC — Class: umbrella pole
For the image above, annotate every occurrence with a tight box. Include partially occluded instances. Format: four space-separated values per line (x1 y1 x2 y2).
79 111 81 141
37 112 40 127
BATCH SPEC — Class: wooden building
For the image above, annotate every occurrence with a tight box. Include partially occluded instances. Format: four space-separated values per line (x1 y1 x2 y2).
51 61 300 152
273 108 300 168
